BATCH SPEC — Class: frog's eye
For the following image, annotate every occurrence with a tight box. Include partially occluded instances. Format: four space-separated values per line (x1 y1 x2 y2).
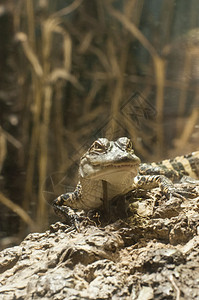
115 137 134 152
89 141 106 154
126 140 133 152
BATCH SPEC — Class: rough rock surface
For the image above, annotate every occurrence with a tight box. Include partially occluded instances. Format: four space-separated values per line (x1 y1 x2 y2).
0 183 199 300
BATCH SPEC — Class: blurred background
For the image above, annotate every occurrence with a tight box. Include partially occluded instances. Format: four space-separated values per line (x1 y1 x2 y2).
0 0 199 249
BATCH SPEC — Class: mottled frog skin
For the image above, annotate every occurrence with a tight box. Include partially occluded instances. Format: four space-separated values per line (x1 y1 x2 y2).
52 137 199 228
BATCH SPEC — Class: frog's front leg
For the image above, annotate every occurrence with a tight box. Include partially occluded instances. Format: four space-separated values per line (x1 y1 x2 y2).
133 175 196 199
54 182 82 209
52 201 81 231
52 183 83 231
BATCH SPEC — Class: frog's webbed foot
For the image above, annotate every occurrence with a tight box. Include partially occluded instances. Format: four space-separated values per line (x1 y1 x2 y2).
165 185 197 200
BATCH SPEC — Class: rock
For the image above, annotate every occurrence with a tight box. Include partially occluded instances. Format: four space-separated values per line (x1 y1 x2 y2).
0 184 199 299
137 286 154 300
